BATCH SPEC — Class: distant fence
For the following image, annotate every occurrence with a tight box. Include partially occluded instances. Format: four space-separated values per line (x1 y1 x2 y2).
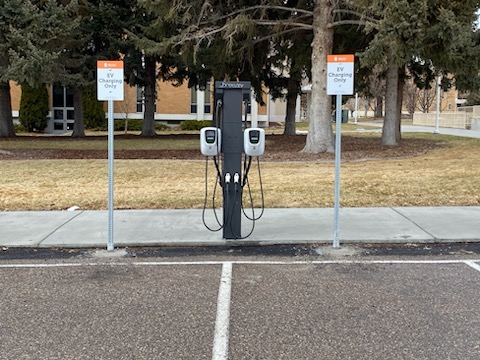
413 106 480 130
413 112 473 129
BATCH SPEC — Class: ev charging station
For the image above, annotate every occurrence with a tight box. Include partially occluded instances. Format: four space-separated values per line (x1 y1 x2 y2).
200 81 265 239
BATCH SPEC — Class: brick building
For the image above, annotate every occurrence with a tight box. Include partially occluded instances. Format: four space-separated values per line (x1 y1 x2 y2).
9 80 290 134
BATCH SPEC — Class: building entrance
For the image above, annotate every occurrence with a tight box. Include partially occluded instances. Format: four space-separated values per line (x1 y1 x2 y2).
52 85 74 132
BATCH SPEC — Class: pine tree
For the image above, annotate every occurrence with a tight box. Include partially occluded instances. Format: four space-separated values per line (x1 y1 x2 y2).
0 0 77 137
54 0 132 137
139 0 339 152
356 0 480 145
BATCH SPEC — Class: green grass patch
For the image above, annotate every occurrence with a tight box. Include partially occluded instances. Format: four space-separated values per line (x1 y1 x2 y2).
0 137 199 151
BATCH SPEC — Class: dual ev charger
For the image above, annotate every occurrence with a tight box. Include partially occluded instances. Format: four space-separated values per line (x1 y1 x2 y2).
200 81 265 240
201 127 265 157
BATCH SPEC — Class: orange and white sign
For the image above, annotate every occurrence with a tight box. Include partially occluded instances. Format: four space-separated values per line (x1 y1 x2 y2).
327 54 354 95
97 60 124 101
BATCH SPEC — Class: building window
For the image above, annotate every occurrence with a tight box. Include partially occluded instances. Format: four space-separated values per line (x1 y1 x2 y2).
191 87 198 113
136 86 144 113
204 82 211 114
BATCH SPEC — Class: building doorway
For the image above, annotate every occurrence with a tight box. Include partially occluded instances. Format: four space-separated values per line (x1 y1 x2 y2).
52 85 74 132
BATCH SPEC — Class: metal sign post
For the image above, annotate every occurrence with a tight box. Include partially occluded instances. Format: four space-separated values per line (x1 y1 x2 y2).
333 96 342 248
97 60 124 251
327 55 354 249
107 100 114 251
434 72 441 134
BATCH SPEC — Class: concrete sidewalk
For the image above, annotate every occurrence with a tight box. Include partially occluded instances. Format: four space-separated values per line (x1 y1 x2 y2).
0 207 479 248
356 122 480 138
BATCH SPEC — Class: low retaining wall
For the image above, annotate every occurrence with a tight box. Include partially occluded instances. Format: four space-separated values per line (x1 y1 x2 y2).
471 119 480 131
413 113 472 129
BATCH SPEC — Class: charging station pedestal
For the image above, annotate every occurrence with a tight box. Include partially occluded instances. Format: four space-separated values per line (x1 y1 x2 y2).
214 81 251 239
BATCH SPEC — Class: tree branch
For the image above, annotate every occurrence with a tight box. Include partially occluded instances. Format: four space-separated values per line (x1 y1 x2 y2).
333 9 379 24
255 20 313 30
199 5 313 26
328 20 372 28
174 23 230 46
251 27 308 45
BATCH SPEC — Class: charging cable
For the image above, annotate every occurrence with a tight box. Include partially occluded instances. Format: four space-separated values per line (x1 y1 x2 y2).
202 156 223 232
242 155 265 222
202 99 226 232
243 99 249 130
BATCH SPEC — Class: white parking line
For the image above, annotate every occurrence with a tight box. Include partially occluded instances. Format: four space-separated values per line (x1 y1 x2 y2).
464 260 480 272
0 259 479 268
212 262 233 360
1 258 477 359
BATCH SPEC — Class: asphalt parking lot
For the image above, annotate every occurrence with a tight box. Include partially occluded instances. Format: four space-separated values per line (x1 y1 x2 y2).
0 250 479 360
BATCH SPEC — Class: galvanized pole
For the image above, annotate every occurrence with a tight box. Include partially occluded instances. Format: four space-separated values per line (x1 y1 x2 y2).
107 99 114 251
333 95 342 248
354 92 358 124
434 72 441 134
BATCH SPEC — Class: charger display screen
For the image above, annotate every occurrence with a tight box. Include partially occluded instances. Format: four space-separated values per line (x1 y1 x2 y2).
249 130 260 144
205 130 216 144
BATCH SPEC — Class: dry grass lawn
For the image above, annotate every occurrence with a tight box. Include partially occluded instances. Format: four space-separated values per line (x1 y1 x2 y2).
1 133 479 210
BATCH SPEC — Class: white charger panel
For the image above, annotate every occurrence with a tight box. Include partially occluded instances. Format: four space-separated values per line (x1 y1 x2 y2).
200 127 221 156
244 128 265 156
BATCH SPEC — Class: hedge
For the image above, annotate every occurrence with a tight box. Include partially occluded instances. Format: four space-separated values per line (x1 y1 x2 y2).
19 84 49 132
180 120 212 130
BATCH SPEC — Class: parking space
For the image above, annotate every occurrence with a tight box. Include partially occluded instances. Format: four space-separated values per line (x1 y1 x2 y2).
229 261 480 359
0 264 221 359
0 259 479 359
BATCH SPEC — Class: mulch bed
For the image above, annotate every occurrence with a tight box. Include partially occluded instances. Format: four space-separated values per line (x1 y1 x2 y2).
0 134 445 162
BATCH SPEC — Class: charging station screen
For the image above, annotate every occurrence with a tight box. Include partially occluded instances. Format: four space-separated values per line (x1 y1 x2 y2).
205 130 216 144
249 131 260 144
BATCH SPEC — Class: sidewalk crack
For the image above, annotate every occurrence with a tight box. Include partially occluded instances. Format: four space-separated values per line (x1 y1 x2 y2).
38 211 85 246
390 207 438 240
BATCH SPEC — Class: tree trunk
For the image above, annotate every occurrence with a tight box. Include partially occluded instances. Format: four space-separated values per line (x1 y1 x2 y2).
375 96 383 118
72 86 85 137
382 58 399 146
396 76 404 143
0 81 16 137
302 0 334 153
283 77 299 135
141 55 157 137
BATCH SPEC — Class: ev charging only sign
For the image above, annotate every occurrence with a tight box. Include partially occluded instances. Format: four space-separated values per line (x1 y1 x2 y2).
327 54 354 249
326 54 354 96
97 60 124 101
96 60 124 251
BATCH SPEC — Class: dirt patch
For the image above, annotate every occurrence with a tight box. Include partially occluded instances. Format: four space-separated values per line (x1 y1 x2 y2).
0 134 445 162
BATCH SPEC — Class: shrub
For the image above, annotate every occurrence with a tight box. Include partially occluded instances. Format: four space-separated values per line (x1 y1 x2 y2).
115 120 169 132
14 123 27 133
180 120 212 131
114 119 143 131
83 86 106 129
92 119 169 132
19 84 49 132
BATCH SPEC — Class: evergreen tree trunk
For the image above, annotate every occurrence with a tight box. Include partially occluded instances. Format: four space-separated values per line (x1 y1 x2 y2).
396 77 404 143
72 87 85 137
141 56 157 137
0 81 16 137
302 0 334 153
382 58 399 146
283 77 299 135
375 96 383 118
